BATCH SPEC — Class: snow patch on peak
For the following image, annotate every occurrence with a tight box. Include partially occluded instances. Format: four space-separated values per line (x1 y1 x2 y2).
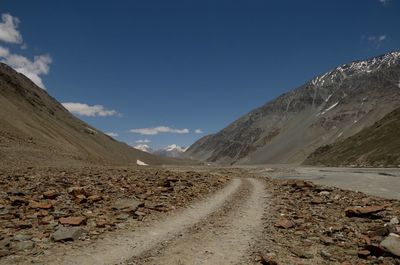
164 144 186 152
153 144 187 158
310 52 400 88
134 144 152 153
321 102 339 115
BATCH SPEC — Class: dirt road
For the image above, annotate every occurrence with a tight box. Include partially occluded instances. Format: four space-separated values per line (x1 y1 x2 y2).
33 178 267 265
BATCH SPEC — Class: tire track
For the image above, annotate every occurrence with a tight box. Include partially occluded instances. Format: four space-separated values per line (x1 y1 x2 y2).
40 178 242 265
132 178 266 265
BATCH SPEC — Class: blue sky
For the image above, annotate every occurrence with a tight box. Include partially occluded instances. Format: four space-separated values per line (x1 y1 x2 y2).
0 0 399 149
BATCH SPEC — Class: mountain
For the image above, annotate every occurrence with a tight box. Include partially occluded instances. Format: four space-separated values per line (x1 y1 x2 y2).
184 51 400 165
134 144 153 153
0 63 181 167
304 106 400 167
153 144 188 158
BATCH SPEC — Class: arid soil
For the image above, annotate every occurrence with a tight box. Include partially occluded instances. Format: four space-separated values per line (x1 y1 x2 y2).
0 166 399 265
0 166 229 264
256 177 400 265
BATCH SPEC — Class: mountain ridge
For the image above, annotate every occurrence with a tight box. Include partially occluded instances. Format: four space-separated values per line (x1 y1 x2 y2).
184 51 400 165
0 63 183 167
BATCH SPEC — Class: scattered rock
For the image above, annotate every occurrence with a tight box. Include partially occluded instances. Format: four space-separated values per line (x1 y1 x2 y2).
380 233 400 257
274 218 295 229
10 196 28 206
88 195 102 203
74 194 87 204
68 187 86 197
390 217 399 225
358 249 370 258
320 250 335 261
112 198 144 212
59 216 86 226
345 205 385 217
52 227 85 242
13 234 33 241
258 254 278 265
291 247 314 259
15 241 35 251
29 201 53 209
43 190 58 199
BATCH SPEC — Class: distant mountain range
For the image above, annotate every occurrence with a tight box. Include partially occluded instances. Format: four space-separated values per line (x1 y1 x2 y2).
0 63 182 167
134 144 187 158
184 51 400 165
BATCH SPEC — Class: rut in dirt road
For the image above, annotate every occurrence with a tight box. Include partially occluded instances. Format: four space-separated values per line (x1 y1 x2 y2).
132 178 267 265
35 178 267 265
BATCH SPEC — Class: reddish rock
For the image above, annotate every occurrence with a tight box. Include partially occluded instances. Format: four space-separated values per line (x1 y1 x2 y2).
345 206 385 217
74 194 87 204
274 218 295 229
59 217 86 226
311 197 324 204
96 220 110 228
68 187 86 197
358 249 370 258
43 190 58 199
258 254 278 265
29 201 53 209
88 195 102 203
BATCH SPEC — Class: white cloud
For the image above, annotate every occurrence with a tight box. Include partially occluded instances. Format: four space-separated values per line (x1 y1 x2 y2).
195 129 204 134
62 102 119 117
130 126 190 135
0 14 51 89
0 46 9 57
0 14 23 44
379 0 390 5
0 50 52 89
106 132 119 137
136 139 151 143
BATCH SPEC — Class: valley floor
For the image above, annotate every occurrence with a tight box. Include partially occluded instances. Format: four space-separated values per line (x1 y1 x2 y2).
0 166 399 264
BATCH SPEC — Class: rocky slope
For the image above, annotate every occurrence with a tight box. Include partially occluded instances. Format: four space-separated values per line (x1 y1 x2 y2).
184 51 400 165
304 106 400 167
0 63 179 167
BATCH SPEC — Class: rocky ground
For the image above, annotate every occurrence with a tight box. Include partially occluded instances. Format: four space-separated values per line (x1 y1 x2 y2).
0 166 229 262
0 166 399 264
256 177 400 265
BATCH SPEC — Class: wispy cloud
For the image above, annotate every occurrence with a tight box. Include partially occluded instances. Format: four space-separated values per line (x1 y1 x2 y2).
106 132 119 137
195 129 204 134
379 0 390 5
136 139 151 143
62 102 120 117
130 126 190 135
0 14 51 89
0 14 23 44
361 34 387 48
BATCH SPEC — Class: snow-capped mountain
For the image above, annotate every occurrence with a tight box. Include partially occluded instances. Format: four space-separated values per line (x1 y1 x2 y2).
153 144 188 158
185 51 400 165
133 144 152 153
